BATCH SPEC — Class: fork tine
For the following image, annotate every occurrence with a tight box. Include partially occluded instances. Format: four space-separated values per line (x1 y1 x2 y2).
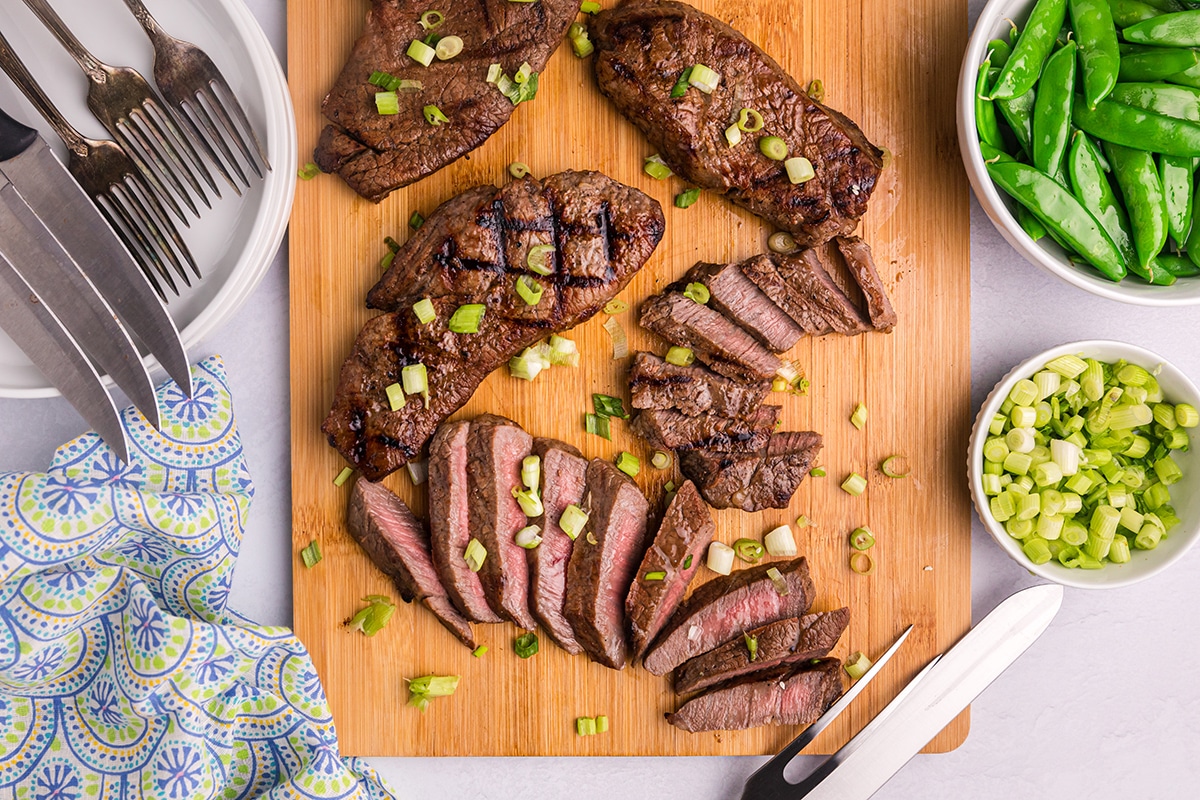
177 94 246 195
208 78 269 177
127 174 200 282
114 120 200 221
97 188 176 298
125 108 211 210
142 97 221 198
114 179 192 290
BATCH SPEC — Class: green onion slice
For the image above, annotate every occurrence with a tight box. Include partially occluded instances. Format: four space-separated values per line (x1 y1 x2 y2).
347 596 396 637
688 63 721 93
527 244 556 275
841 472 867 496
850 402 867 430
682 554 693 570
759 136 788 161
375 92 400 115
560 504 589 540
643 154 673 180
509 161 531 179
768 231 797 254
764 525 797 557
472 645 488 657
512 486 544 517
401 363 428 397
733 537 764 563
807 78 825 102
765 566 789 595
380 250 396 271
297 162 321 180
407 38 437 66
576 716 596 736
580 0 601 13
651 450 672 470
419 10 444 29
603 299 629 315
584 412 612 441
464 538 487 572
548 335 579 367
514 632 539 659
849 551 875 575
413 298 436 324
385 382 407 411
300 540 322 568
515 525 543 549
596 714 609 733
850 526 875 551
682 282 710 304
604 317 628 359
423 104 449 125
724 123 743 147
644 570 666 582
664 480 676 493
333 467 354 487
593 393 629 419
737 108 765 132
569 24 594 58
675 188 701 208
844 651 872 680
616 451 640 477
486 63 502 83
435 35 463 60
409 210 425 230
448 304 485 333
744 632 759 662
785 156 815 185
665 346 695 367
670 66 694 98
881 455 910 478
811 467 827 478
515 275 544 306
522 455 540 492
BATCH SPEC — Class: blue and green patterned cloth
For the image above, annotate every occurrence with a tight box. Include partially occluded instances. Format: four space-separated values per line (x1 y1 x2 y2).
0 356 394 799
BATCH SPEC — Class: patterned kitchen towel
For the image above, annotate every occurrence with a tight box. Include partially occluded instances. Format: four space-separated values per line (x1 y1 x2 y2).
0 356 395 800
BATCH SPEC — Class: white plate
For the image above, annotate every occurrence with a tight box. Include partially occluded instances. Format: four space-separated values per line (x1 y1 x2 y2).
0 0 296 397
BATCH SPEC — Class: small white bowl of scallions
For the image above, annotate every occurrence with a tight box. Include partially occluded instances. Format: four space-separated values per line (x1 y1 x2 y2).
970 340 1200 589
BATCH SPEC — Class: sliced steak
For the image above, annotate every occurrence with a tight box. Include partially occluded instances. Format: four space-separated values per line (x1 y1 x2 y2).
427 420 503 623
680 431 824 512
836 237 897 333
590 1 883 246
677 263 803 353
315 0 576 202
629 352 771 419
642 557 815 676
743 252 872 336
564 459 650 670
666 658 844 733
347 478 476 649
625 480 714 660
640 291 780 382
631 405 781 452
674 608 850 694
529 438 589 654
323 172 664 481
466 414 536 629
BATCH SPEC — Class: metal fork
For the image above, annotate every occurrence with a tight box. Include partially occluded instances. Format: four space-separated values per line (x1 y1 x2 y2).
121 0 271 190
0 30 198 297
21 0 219 222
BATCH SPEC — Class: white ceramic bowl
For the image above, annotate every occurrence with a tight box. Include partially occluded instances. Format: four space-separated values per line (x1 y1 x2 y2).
969 340 1200 588
959 0 1200 306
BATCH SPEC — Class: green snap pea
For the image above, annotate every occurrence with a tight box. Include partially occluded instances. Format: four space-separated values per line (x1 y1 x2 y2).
1073 95 1200 156
1104 141 1171 267
1140 0 1186 11
1033 42 1077 182
1184 174 1200 267
976 60 1005 150
986 159 1127 279
1108 81 1200 121
991 0 1070 100
1144 258 1181 284
997 89 1037 157
1070 0 1121 107
1125 11 1200 46
988 38 1014 68
1068 132 1140 270
1019 204 1051 240
1156 252 1200 276
1108 0 1167 27
1160 154 1196 241
1117 45 1200 82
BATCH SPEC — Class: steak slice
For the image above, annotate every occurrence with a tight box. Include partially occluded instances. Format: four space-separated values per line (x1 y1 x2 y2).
529 438 589 654
666 658 844 733
315 0 577 202
642 557 815 676
640 292 781 382
625 480 714 660
836 237 897 333
744 252 872 336
677 263 803 353
680 431 824 512
323 172 664 481
630 405 782 452
346 478 476 649
564 459 650 670
427 420 503 623
590 1 883 246
467 414 536 629
629 352 771 418
673 608 850 694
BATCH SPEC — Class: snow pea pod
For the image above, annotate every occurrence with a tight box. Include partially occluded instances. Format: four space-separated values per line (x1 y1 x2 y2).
1142 258 1180 283
1068 132 1141 271
1104 141 1170 267
1117 45 1200 81
998 87 1037 157
988 38 1013 68
1124 10 1200 45
986 159 1127 279
1108 0 1166 26
1019 204 1051 240
1033 42 1077 182
1160 153 1195 241
1141 0 1186 10
1108 81 1200 121
976 60 1005 150
1073 95 1200 155
1156 252 1200 275
1184 173 1200 267
990 0 1069 99
1071 0 1121 107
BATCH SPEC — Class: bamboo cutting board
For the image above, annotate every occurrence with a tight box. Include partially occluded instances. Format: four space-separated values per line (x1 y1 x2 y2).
287 0 970 757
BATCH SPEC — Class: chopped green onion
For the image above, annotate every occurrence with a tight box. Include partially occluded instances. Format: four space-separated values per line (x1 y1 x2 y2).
849 551 875 575
401 363 428 398
423 104 449 125
850 527 875 551
527 244 556 275
509 347 550 381
568 23 594 57
386 382 407 411
603 299 629 315
616 452 641 477
768 231 797 254
585 412 611 440
448 304 485 333
880 455 910 478
784 156 815 185
407 39 437 66
514 632 539 659
593 393 629 419
509 162 531 179
472 645 488 657
346 595 396 637
644 570 666 582
419 10 444 29
737 107 765 132
486 63 502 83
300 540 322 568
1045 354 1088 379
724 123 743 147
435 35 463 60
596 714 609 733
841 472 867 496
733 537 764 563
665 346 695 367
850 402 867 430
512 486 544 517
548 335 580 367
675 188 701 208
576 716 597 736
844 651 871 680
297 162 321 180
515 525 543 549
413 298 436 325
515 275 544 306
1176 403 1199 428
744 632 759 662
604 317 628 359
762 525 797 558
379 249 396 271
369 71 401 90
807 79 825 102
643 154 673 180
521 454 540 492
759 136 788 161
408 674 459 699
811 467 827 478
682 282 710 304
664 481 676 493
505 71 539 104
514 62 534 83
670 66 694 98
706 541 735 575
407 460 428 486
1154 457 1183 485
651 450 672 470
688 63 721 93
375 92 400 115
682 553 693 570
560 504 589 541
581 0 602 13
464 538 487 572
334 467 354 487
765 566 789 595
408 212 425 232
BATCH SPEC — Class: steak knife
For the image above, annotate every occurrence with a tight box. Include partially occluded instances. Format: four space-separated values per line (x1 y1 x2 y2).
0 106 192 399
0 248 128 462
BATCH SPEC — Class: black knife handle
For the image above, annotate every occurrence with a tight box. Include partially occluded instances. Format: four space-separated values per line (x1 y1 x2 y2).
0 106 37 161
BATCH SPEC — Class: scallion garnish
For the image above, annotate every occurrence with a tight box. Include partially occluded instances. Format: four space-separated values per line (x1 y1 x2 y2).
850 402 867 430
675 188 701 209
724 123 742 147
665 346 694 367
651 450 672 470
733 537 764 563
333 467 354 487
514 632 539 659
527 243 556 275
586 531 598 545
593 393 629 420
580 0 602 12
407 460 429 486
643 154 673 180
548 335 580 367
682 554 693 570
844 651 872 680
522 454 541 492
407 38 437 66
850 527 876 551
688 63 721 93
644 570 666 582
616 452 640 477
464 538 487 572
385 382 407 411
380 251 395 270
576 716 597 736
807 79 825 102
766 566 789 595
448 304 485 333
346 595 396 637
413 298 436 324
706 541 735 575
850 551 875 575
585 412 612 440
744 632 759 662
509 347 550 381
596 715 609 733
737 107 765 132
560 504 589 540
435 35 463 60
369 71 403 91
763 525 796 557
568 22 594 58
375 91 401 115
401 363 428 398
785 156 816 185
603 299 629 315
472 645 488 657
881 455 910 479
670 66 694 98
297 162 321 180
664 480 676 493
423 104 449 125
841 472 867 496
795 516 810 528
515 275 544 306
759 136 788 161
300 540 322 568
486 62 502 83
682 281 710 304
768 231 797 254
603 317 628 359
419 9 444 29
512 486 544 517
408 212 425 231
509 161 531 179
407 674 459 712
515 525 543 549
811 467 827 478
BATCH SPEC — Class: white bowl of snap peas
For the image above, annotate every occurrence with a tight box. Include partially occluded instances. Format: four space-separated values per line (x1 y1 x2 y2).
960 0 1200 305
969 340 1200 588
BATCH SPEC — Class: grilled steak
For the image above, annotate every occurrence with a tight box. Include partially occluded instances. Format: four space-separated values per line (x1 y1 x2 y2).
680 431 823 511
631 405 781 452
629 352 771 418
742 251 872 336
467 414 536 629
427 420 504 623
590 1 883 246
640 291 780 382
642 557 814 676
323 172 664 481
564 459 650 670
315 0 576 202
347 478 477 649
529 438 589 654
674 608 850 694
677 263 803 353
666 658 844 733
625 480 714 660
835 236 897 333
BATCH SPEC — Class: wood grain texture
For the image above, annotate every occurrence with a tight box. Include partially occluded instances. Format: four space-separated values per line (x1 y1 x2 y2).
287 0 970 757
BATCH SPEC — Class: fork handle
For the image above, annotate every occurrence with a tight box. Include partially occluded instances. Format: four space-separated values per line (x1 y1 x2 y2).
0 30 89 156
21 0 106 79
119 0 164 38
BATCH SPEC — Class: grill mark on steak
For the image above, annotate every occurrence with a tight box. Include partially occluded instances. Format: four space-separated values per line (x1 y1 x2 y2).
590 1 883 246
323 172 663 481
529 437 589 655
346 477 477 649
564 459 651 670
666 658 844 733
642 557 815 676
673 608 850 694
640 292 781 382
314 0 577 202
625 480 715 660
629 352 772 419
675 263 804 353
680 431 824 512
630 405 782 452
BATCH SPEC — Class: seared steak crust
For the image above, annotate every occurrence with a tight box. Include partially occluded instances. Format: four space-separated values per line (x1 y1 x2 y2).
630 405 782 452
680 431 824 511
742 252 872 336
676 263 804 353
640 291 781 382
629 352 771 418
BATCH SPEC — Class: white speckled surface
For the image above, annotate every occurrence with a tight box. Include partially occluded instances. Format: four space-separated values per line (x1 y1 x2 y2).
1 0 1198 796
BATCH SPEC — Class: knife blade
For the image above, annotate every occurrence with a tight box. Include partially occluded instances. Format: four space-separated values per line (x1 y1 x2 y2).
0 108 192 398
0 172 160 428
0 249 129 462
794 583 1065 799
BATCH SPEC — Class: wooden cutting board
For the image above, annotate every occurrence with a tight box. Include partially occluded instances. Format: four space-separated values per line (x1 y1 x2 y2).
287 0 970 757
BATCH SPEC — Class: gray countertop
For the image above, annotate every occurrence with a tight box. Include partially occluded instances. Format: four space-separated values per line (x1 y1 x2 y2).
1 0 1197 796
